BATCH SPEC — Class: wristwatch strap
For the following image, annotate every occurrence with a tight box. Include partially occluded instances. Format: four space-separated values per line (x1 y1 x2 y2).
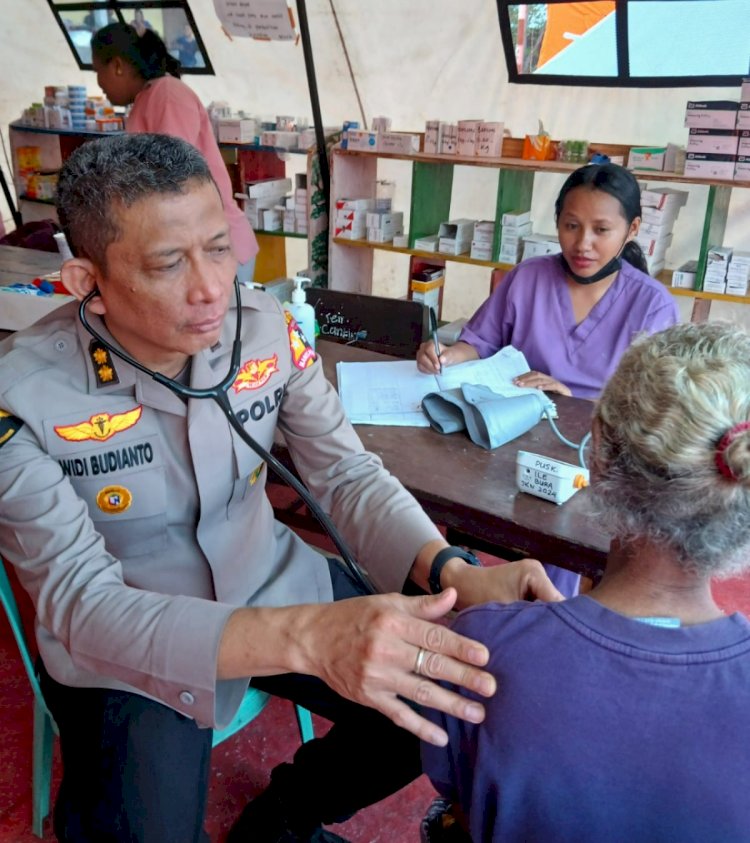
428 546 481 594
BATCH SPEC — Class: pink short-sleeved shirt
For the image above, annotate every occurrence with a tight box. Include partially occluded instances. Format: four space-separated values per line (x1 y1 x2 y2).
126 75 258 264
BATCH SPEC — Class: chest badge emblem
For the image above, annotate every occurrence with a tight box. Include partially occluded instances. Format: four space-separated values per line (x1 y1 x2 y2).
54 406 143 442
96 485 133 514
231 354 280 393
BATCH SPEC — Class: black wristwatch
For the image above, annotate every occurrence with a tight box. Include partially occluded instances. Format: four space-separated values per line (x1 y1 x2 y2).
428 546 481 594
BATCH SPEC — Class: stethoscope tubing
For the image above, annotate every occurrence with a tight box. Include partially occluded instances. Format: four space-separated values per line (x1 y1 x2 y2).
78 280 377 595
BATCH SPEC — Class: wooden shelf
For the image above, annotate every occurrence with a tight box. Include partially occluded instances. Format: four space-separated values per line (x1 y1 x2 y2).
336 141 750 190
657 274 750 305
332 237 514 270
10 121 123 138
219 142 311 156
256 229 307 239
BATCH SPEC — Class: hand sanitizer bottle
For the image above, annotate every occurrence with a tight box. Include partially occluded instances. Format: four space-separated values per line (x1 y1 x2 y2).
284 277 316 350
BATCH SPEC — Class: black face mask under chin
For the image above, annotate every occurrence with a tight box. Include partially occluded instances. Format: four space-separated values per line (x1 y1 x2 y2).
559 234 631 285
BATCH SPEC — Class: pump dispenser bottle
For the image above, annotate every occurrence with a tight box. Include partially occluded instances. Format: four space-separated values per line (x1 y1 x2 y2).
284 277 316 350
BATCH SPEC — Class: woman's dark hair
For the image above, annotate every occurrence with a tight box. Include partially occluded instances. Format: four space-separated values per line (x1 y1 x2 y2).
554 163 648 274
91 23 181 80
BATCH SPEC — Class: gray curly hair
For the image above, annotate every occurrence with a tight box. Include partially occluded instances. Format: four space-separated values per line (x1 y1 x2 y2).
56 133 215 272
592 321 750 577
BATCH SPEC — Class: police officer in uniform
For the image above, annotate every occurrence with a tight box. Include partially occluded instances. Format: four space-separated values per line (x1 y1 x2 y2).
0 133 561 843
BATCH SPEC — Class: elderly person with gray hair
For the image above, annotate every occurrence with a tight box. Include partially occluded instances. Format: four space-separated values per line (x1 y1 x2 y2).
422 321 750 843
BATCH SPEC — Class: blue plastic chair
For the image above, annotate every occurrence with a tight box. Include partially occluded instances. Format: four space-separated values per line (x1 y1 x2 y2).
0 558 314 838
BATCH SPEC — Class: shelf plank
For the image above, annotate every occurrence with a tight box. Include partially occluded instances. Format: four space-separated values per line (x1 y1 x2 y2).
333 145 750 190
657 273 749 304
255 229 307 239
332 236 515 270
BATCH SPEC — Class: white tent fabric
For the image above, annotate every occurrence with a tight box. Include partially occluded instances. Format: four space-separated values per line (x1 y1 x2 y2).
1 0 748 325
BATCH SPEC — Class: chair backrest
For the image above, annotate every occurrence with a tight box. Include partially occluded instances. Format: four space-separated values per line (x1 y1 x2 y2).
0 558 46 705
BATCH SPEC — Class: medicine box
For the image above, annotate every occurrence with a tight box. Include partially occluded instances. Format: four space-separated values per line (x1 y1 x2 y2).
367 227 403 243
378 132 421 155
687 128 740 156
410 274 444 312
438 219 475 242
440 124 459 155
628 147 667 171
684 152 737 180
247 177 292 199
502 209 532 228
671 260 698 289
522 234 561 260
684 100 739 130
703 276 727 294
344 129 378 151
424 120 441 154
737 103 750 130
738 132 750 156
438 238 470 256
260 131 298 149
470 241 494 261
641 204 682 226
735 156 750 181
218 118 258 144
640 187 689 210
472 220 496 244
335 198 375 211
476 122 504 157
457 120 481 156
414 234 439 252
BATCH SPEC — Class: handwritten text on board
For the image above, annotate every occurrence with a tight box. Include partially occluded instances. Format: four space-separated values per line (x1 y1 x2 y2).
213 0 296 41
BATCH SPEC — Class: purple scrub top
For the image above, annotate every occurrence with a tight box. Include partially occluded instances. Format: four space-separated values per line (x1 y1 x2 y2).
459 255 679 399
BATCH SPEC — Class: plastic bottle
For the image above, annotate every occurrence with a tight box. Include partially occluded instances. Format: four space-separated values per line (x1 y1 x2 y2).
284 277 316 349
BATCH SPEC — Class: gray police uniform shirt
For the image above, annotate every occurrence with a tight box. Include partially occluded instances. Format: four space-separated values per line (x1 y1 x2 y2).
0 289 441 729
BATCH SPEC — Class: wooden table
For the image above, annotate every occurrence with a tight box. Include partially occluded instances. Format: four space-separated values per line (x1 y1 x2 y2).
0 244 62 286
307 340 611 580
0 245 66 335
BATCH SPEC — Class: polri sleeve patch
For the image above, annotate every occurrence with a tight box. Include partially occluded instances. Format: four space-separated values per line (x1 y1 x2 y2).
0 410 24 448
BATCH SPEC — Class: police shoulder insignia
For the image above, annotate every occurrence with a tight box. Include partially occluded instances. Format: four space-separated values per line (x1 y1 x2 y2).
284 311 316 370
89 339 120 387
0 409 23 449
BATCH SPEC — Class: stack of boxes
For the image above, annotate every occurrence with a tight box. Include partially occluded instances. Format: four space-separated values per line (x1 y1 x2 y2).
498 210 533 264
366 209 403 243
243 177 292 232
438 219 474 256
726 252 750 296
703 246 734 294
424 120 505 157
521 234 561 261
637 187 689 276
470 221 495 261
684 78 750 181
293 175 307 236
410 265 445 313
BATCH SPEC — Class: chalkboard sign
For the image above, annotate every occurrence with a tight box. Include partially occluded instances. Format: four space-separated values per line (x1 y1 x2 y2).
310 289 428 359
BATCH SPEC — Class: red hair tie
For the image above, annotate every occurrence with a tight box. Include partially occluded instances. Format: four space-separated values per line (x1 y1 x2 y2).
715 421 750 480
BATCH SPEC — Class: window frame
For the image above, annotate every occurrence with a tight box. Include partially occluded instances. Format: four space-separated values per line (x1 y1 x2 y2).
46 0 214 75
496 0 749 87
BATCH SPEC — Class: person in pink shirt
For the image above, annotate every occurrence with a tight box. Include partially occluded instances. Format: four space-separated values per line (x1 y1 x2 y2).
91 23 259 285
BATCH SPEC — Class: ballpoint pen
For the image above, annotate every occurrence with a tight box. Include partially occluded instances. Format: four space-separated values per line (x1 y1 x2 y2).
429 306 442 373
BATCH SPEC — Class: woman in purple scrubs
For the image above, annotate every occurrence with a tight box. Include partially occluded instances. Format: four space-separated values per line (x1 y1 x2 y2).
417 164 678 400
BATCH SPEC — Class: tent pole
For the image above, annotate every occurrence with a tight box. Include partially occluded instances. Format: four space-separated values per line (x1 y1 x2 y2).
0 165 23 229
296 0 330 206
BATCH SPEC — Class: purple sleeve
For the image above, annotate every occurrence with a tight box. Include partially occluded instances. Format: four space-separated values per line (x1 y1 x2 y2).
458 268 519 358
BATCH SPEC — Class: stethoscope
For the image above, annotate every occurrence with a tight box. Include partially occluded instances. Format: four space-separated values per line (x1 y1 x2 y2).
79 278 377 595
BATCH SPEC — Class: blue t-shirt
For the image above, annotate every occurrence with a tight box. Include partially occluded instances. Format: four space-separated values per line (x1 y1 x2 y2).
422 596 750 842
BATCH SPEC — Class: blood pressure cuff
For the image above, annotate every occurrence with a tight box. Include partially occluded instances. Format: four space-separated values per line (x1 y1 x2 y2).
421 384 551 450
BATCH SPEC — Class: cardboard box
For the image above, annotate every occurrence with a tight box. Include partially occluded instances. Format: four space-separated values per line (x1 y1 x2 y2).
522 234 561 260
247 177 292 199
472 220 495 244
365 211 404 229
742 79 750 102
645 257 665 277
371 116 392 133
438 219 475 242
438 238 471 256
457 120 481 156
261 209 282 231
378 132 421 154
640 187 689 210
687 128 740 156
260 130 299 149
410 275 444 311
424 120 441 154
476 122 504 157
336 209 368 225
671 259 698 289
737 103 750 130
735 155 750 181
335 198 375 210
636 232 673 261
334 223 366 239
684 100 739 130
367 226 403 243
499 242 523 264
470 241 494 261
414 234 439 252
684 152 737 180
726 279 749 296
628 147 667 171
641 203 682 226
703 276 727 293
502 209 532 228
738 131 750 156
218 118 257 143
440 124 459 155
344 129 378 151
639 219 676 239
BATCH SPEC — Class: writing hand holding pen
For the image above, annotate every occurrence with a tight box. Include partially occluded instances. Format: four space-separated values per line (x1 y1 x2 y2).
430 308 442 374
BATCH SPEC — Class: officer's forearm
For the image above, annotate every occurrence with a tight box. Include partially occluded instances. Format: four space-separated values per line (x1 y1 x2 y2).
216 603 322 679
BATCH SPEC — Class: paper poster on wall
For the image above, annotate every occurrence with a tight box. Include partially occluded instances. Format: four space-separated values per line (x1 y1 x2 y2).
213 0 297 41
